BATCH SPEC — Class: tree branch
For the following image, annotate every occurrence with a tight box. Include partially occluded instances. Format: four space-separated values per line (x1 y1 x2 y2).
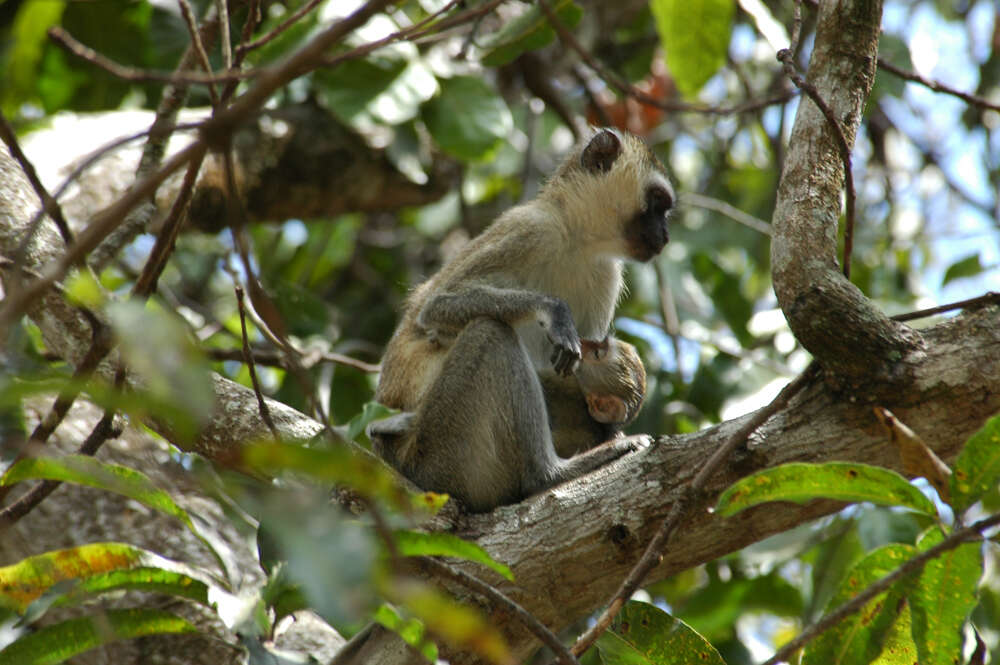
770 0 922 387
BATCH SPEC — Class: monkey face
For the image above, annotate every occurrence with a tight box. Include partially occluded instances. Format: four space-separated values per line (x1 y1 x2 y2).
625 179 673 262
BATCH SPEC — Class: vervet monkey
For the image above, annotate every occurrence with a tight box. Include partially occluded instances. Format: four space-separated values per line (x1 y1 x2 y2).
370 129 673 512
545 336 647 458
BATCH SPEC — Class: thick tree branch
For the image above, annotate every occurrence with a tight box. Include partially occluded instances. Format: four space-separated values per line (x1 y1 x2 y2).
771 0 922 387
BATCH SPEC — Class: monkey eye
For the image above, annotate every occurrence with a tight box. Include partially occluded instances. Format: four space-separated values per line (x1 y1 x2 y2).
647 186 674 216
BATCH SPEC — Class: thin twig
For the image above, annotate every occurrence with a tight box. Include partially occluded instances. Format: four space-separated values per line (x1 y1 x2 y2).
0 408 121 531
89 3 221 272
878 58 1000 113
3 0 394 332
238 0 324 56
206 347 380 373
890 292 1000 322
652 262 682 373
178 0 221 107
566 364 818 659
762 510 1000 665
0 320 115 508
223 0 262 102
131 145 208 299
48 27 254 85
537 0 793 117
416 557 580 665
366 500 579 665
217 0 232 72
0 140 205 334
682 192 772 235
0 111 74 247
235 284 280 439
320 0 466 68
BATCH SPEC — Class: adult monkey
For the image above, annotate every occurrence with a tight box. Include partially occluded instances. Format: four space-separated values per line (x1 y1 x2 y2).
370 129 673 512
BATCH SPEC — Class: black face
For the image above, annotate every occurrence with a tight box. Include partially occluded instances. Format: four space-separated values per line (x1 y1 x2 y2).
626 183 673 261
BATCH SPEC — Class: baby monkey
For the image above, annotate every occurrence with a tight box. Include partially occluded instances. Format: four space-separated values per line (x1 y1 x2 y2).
545 336 647 458
370 129 673 512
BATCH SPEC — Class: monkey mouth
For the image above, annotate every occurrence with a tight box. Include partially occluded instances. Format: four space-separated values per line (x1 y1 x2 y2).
637 223 669 261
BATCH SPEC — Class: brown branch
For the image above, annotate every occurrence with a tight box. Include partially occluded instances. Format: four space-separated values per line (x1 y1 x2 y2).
320 0 467 68
878 58 1000 113
0 139 205 334
206 347 380 373
131 146 208 299
890 292 1000 322
775 40 857 279
217 0 232 72
235 284 280 439
3 1 395 332
48 26 255 85
567 364 819 659
537 0 793 117
0 111 74 248
0 319 115 508
761 510 1000 665
0 408 121 530
237 0 323 57
682 192 772 235
177 0 221 107
415 557 579 665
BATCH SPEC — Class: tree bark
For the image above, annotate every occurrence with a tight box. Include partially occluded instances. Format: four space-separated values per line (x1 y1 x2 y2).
771 0 922 388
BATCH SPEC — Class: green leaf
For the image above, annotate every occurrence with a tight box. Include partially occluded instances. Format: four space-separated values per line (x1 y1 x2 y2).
908 527 982 665
873 601 918 664
942 253 985 286
0 542 215 615
374 604 439 663
0 609 195 665
650 0 734 98
393 530 514 582
596 600 725 665
480 0 583 67
802 544 916 665
63 270 105 308
422 76 512 161
107 301 215 440
0 455 221 566
1 0 67 115
873 34 913 101
243 441 416 510
806 523 865 619
345 401 398 442
715 462 938 517
950 412 1000 513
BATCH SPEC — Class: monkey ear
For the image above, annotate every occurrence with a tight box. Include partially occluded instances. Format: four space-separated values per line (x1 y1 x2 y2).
580 129 622 174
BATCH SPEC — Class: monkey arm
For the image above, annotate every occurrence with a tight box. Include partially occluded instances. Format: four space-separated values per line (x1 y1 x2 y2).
416 284 582 376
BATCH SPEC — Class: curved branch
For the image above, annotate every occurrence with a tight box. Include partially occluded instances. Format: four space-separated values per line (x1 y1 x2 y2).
770 0 922 386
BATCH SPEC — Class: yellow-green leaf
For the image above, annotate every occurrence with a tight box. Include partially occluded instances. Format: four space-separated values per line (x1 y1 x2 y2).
650 0 734 98
908 527 982 665
0 609 195 665
950 413 1000 514
393 530 514 582
597 600 725 665
716 462 938 517
0 542 213 614
803 544 916 665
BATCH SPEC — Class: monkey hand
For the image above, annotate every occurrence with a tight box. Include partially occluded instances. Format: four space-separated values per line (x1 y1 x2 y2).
542 298 581 376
